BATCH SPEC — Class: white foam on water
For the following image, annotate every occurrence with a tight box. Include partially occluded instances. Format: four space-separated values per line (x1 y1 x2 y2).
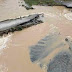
49 24 59 34
44 13 56 17
0 34 12 54
64 13 72 20
0 64 8 72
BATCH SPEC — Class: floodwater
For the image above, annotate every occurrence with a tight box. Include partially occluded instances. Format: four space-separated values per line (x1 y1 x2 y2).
0 0 72 72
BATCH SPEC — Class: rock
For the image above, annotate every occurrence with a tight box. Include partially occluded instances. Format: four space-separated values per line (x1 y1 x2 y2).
54 0 72 8
62 1 72 8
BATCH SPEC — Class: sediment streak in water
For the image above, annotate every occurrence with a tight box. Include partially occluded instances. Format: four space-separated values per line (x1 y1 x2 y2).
0 34 12 55
29 25 72 72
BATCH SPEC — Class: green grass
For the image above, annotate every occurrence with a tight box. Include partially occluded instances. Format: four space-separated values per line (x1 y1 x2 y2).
24 0 72 6
24 0 59 6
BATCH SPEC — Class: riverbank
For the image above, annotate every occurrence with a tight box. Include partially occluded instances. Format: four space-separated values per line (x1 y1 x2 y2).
24 0 71 6
18 0 72 10
24 0 72 8
24 0 60 6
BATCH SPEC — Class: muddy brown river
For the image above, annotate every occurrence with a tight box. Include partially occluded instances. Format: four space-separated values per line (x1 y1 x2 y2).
0 0 72 72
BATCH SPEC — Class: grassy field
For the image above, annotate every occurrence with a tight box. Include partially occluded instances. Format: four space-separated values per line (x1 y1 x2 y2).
24 0 72 6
